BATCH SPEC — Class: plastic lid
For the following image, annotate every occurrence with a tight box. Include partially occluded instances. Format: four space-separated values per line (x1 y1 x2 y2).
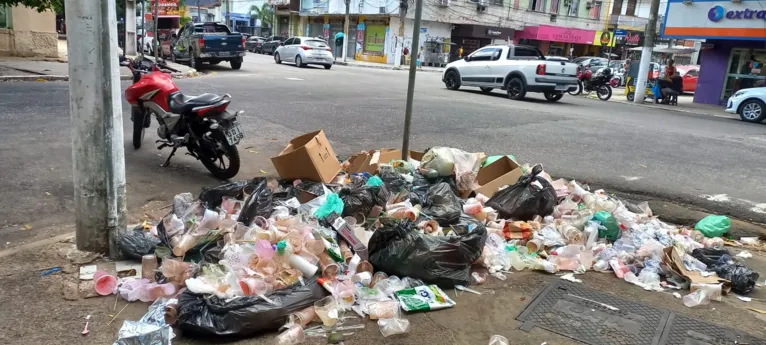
277 240 286 253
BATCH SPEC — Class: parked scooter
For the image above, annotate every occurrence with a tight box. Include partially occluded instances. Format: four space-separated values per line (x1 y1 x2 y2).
122 57 244 179
568 67 614 101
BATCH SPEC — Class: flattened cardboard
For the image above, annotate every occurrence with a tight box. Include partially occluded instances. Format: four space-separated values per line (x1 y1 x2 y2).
271 130 341 183
473 156 523 198
663 247 732 294
408 150 425 161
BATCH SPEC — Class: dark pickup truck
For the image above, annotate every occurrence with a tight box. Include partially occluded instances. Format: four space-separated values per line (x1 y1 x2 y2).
170 22 245 70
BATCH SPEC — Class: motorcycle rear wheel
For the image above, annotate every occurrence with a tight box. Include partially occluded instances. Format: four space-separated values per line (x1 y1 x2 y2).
568 81 583 96
597 84 612 101
199 131 241 180
132 108 145 149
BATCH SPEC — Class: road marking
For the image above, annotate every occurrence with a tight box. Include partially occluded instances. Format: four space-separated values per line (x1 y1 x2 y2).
713 114 736 119
285 77 304 81
619 176 642 181
702 194 731 202
751 203 766 214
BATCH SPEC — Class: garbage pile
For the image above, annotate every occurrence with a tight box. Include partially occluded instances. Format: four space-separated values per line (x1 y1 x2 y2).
106 130 759 344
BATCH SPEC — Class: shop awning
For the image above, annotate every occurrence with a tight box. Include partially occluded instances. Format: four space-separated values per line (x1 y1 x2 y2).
627 46 697 54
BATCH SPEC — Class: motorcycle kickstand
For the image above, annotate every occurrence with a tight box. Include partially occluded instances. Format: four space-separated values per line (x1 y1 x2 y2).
161 147 177 167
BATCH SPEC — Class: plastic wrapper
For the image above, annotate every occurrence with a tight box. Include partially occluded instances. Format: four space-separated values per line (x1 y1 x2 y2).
199 179 265 210
172 193 195 217
118 225 161 260
485 165 556 221
314 192 344 219
368 219 487 288
421 182 463 226
175 277 325 337
236 178 274 226
691 247 732 267
378 318 411 337
113 321 172 345
338 181 388 217
395 285 456 312
694 215 730 238
593 211 620 242
714 264 759 295
419 147 456 176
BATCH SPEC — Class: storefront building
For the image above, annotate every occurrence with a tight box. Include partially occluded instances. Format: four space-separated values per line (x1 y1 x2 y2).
514 25 615 58
450 24 515 59
613 29 644 60
661 0 766 105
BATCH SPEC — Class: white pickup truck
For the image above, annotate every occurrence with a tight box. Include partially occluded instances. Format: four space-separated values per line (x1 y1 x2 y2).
442 44 579 102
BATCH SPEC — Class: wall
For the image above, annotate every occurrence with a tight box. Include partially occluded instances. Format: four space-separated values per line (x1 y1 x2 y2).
387 17 451 64
300 0 398 15
694 39 764 105
0 6 57 58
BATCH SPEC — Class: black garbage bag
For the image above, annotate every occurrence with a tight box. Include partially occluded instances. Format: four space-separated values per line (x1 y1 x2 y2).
118 225 161 260
199 179 266 210
237 178 274 226
691 247 733 267
368 219 487 287
485 164 556 221
379 171 410 193
338 179 388 218
175 277 325 337
714 264 760 295
447 213 486 236
421 182 463 226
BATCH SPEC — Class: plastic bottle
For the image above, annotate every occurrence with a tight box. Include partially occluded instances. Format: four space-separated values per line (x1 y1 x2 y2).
274 241 289 271
683 290 710 307
609 258 629 279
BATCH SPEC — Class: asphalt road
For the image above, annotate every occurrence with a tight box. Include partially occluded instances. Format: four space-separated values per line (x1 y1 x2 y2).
0 52 765 244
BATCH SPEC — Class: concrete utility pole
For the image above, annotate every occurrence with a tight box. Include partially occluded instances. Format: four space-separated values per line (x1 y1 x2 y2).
141 0 146 55
153 0 159 59
126 0 137 55
226 0 231 28
394 0 407 67
633 0 661 103
342 0 350 62
64 0 128 258
400 0 423 159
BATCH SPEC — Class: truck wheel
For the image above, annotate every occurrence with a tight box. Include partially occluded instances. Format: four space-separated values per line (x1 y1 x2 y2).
506 77 526 100
230 59 242 70
189 51 199 70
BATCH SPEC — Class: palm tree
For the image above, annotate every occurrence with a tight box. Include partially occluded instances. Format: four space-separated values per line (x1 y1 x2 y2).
249 3 273 28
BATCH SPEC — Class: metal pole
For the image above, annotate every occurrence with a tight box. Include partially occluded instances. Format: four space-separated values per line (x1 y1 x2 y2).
226 0 231 28
126 0 137 55
141 0 145 55
395 0 406 67
342 0 350 62
64 0 127 258
401 0 423 159
153 0 159 59
197 0 201 23
633 0 660 103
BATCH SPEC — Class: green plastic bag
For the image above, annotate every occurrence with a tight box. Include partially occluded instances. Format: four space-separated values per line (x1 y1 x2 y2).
314 192 344 219
695 215 730 238
366 176 383 187
593 211 620 242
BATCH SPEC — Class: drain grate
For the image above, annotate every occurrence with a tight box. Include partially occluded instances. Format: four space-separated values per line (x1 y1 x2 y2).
659 314 766 345
516 280 670 345
517 281 766 345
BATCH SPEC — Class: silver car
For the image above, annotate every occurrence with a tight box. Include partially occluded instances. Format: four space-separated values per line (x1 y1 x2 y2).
274 36 334 69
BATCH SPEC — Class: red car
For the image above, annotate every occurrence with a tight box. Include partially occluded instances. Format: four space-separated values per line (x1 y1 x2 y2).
676 65 700 93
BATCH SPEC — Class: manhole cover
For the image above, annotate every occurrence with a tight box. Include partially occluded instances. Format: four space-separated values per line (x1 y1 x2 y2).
516 280 670 345
659 314 766 345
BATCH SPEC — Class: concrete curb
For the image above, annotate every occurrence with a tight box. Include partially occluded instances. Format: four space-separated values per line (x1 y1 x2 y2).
0 75 133 81
609 97 735 119
333 61 444 73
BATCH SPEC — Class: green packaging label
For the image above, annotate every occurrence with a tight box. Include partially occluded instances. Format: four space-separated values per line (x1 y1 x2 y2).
394 285 456 312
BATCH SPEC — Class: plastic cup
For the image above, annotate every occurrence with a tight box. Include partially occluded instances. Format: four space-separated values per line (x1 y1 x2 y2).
141 254 158 281
357 260 373 274
255 239 275 260
526 238 544 253
370 271 388 288
338 290 356 308
368 300 400 320
339 240 353 263
95 273 117 296
488 335 510 345
344 216 358 227
275 325 305 345
352 272 372 287
255 258 278 276
288 306 316 328
253 216 269 229
297 249 320 266
304 239 326 256
313 296 339 327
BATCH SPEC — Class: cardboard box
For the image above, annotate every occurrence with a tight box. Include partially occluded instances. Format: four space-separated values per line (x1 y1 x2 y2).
470 156 523 198
344 149 402 174
271 130 341 183
408 150 425 161
663 247 731 294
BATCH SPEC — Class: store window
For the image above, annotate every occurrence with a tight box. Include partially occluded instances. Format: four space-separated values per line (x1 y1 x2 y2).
529 0 546 12
566 0 579 16
722 48 766 100
0 5 9 29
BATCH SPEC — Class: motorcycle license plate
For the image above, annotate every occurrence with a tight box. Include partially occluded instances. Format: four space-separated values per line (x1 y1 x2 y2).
225 122 244 145
555 85 569 91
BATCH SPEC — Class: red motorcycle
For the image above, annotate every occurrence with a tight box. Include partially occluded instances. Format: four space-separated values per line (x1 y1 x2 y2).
123 57 243 179
568 67 613 101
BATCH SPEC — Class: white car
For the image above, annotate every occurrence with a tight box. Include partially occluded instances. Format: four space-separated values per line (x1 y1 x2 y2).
725 87 766 123
442 44 579 101
274 36 334 70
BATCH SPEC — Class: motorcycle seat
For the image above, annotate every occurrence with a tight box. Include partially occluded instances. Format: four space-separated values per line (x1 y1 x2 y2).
168 92 224 114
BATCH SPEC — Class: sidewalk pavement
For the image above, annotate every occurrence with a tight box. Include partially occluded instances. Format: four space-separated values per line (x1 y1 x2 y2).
0 56 198 81
334 59 445 73
608 87 736 119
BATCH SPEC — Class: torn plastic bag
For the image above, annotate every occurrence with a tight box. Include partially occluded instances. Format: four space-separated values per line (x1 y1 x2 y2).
236 178 274 226
199 179 266 210
156 217 221 262
175 277 325 337
113 321 172 345
714 263 760 295
368 219 487 288
691 247 733 267
421 182 463 226
338 180 388 217
485 165 556 221
119 225 161 260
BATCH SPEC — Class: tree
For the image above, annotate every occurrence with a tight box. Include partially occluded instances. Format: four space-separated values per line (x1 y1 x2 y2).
248 3 272 27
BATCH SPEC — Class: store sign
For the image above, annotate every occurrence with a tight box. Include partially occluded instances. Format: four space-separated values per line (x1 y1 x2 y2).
615 31 643 46
486 29 501 36
614 29 627 37
707 5 766 22
591 31 615 47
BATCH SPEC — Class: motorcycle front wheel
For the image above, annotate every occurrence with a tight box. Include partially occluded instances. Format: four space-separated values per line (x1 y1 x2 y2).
568 81 583 96
597 84 612 101
199 131 241 180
